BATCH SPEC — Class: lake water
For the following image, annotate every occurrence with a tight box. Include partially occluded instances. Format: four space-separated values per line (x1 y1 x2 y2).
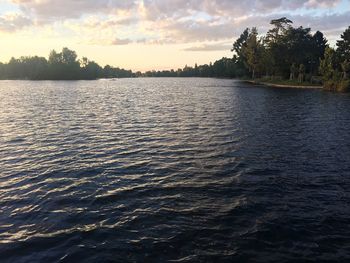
0 78 350 262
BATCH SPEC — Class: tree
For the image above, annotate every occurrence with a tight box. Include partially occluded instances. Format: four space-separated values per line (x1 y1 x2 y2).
263 18 327 79
266 17 293 42
265 18 294 78
48 50 61 65
0 47 134 80
290 63 297 80
298 64 306 83
47 48 80 79
232 28 250 56
241 28 264 79
80 57 89 68
341 60 350 80
61 47 78 65
337 26 350 61
312 31 327 60
232 28 250 76
308 31 328 75
319 48 336 82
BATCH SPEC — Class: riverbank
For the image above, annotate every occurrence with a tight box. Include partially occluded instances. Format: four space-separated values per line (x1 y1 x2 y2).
245 80 323 89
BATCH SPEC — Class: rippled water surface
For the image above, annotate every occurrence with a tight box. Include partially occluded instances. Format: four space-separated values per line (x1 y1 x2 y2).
1 78 350 262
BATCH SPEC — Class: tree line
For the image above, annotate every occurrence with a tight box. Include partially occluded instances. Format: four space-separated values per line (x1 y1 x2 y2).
0 48 240 80
0 18 349 92
0 48 133 80
142 58 237 78
132 17 350 93
319 28 350 92
231 17 350 91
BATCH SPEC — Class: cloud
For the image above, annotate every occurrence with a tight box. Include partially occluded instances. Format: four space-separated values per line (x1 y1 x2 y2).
10 0 137 22
111 38 132 45
141 0 343 20
305 0 341 8
0 12 32 32
183 43 231 51
3 0 349 45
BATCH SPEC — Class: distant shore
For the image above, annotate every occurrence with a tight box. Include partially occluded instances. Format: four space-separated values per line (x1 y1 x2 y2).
244 80 323 89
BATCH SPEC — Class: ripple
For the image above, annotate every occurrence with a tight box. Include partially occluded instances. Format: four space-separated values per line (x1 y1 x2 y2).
0 78 350 262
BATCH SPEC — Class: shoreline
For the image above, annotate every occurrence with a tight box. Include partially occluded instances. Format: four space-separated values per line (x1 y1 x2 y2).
244 80 323 89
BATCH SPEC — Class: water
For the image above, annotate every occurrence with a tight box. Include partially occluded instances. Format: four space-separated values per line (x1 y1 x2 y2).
0 78 350 262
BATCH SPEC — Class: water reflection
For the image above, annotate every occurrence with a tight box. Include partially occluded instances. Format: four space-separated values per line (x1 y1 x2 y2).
0 78 350 262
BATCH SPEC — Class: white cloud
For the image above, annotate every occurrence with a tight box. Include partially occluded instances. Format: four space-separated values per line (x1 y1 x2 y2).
183 43 231 51
111 37 132 45
2 0 349 45
10 0 137 21
0 12 32 32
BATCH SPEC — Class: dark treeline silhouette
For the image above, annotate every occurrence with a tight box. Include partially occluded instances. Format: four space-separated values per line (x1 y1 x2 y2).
0 19 349 91
0 47 133 80
231 17 350 91
0 47 239 80
232 18 327 80
143 57 237 78
142 17 349 92
319 27 350 92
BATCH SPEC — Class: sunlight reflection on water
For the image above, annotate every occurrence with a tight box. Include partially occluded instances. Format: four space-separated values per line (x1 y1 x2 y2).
0 78 350 262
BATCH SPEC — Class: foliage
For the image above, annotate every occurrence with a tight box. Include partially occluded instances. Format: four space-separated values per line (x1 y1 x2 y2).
241 28 264 78
337 26 350 61
319 47 337 82
0 47 134 80
232 17 328 81
0 21 348 87
320 27 350 92
229 18 350 92
143 57 237 78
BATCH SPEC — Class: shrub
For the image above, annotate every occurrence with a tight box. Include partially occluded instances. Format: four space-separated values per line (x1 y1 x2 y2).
323 81 336 91
338 80 350 92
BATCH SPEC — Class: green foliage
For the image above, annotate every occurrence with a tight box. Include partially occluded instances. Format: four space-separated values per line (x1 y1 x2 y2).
0 47 134 80
266 17 293 43
337 26 350 61
143 57 237 78
319 47 336 81
0 22 348 85
298 64 306 83
338 80 350 92
290 63 297 80
232 17 328 81
341 60 350 79
229 18 349 92
232 28 250 76
323 80 350 92
319 27 350 92
241 28 264 78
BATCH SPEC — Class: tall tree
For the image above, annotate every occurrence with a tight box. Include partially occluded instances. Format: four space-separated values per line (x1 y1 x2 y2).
337 26 350 61
232 28 250 76
266 17 293 42
319 47 336 82
341 60 350 80
265 18 294 77
241 28 263 79
310 31 328 75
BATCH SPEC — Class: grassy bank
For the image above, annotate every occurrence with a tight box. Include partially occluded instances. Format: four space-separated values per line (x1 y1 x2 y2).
323 80 350 92
245 78 323 89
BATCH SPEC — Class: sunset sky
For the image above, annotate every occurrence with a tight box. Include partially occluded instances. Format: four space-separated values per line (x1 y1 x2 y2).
0 0 349 71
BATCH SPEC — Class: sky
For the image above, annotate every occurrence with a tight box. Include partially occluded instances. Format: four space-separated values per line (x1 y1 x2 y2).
0 0 349 71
